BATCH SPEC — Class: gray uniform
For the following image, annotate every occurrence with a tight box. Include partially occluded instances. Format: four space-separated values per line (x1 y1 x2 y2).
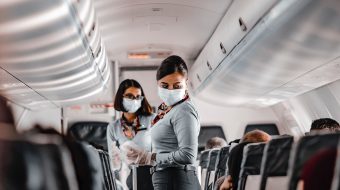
151 100 200 165
107 114 156 152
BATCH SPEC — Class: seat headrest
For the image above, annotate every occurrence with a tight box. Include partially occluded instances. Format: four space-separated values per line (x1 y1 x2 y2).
67 122 109 151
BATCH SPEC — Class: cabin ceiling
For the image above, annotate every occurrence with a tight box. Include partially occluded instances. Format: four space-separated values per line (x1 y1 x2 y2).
93 0 232 67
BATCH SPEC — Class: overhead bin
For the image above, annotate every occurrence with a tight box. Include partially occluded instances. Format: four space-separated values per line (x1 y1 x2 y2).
189 0 340 107
0 0 110 109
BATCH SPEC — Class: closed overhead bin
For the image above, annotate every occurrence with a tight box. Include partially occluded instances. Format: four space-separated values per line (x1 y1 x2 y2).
0 0 110 109
189 0 340 107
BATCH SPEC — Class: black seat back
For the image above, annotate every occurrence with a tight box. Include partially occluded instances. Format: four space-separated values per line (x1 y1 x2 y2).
0 140 42 190
67 122 109 151
66 142 104 190
204 149 220 190
214 146 230 182
200 150 210 169
287 133 340 190
260 136 294 190
238 143 266 190
96 149 117 190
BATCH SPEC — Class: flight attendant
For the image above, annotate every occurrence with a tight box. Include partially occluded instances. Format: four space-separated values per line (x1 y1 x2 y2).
123 55 201 190
107 79 155 190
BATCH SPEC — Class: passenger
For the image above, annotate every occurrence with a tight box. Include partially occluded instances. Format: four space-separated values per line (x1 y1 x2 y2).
106 79 155 190
0 96 17 139
309 118 340 134
205 137 227 150
217 130 271 190
297 149 337 190
121 55 201 190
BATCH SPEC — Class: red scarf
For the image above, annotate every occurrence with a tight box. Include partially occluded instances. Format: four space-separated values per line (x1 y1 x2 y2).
152 95 189 126
120 114 141 139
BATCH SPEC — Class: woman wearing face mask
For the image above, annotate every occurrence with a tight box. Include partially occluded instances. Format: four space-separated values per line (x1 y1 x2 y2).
106 79 155 190
123 55 201 190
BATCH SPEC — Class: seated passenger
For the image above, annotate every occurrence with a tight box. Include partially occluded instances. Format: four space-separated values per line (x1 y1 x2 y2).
309 118 340 134
297 149 337 190
205 137 227 150
217 130 271 190
0 96 18 139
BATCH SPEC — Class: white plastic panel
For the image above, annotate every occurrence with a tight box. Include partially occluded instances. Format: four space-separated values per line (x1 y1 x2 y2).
190 0 279 90
190 0 340 107
0 0 110 108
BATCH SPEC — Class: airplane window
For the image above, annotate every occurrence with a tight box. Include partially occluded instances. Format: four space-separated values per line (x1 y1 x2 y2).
198 125 226 152
244 123 279 136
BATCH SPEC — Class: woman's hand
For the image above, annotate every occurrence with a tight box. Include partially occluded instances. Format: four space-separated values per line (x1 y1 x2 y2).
121 141 155 165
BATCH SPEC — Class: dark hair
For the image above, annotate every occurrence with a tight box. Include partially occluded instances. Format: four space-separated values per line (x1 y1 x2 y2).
310 118 340 131
156 55 188 81
114 79 153 116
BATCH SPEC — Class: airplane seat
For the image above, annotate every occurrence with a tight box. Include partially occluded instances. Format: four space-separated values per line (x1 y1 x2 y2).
95 148 118 190
204 148 220 190
214 146 230 183
200 150 210 189
238 143 266 190
36 143 78 190
0 140 44 190
67 122 109 151
287 133 340 190
259 136 294 190
65 141 104 190
331 144 340 190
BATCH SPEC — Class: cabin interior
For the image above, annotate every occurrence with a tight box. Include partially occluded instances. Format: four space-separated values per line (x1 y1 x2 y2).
1 0 340 190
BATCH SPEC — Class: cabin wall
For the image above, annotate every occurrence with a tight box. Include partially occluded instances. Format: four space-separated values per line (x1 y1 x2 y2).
10 104 62 133
272 79 340 135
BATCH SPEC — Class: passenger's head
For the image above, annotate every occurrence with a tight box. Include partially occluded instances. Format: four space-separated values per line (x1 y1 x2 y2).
156 55 188 106
299 149 337 190
240 129 271 143
114 79 152 115
310 118 340 133
205 137 227 150
0 97 14 125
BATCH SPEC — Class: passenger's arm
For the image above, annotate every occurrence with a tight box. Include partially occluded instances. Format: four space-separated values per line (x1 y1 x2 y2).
156 108 199 165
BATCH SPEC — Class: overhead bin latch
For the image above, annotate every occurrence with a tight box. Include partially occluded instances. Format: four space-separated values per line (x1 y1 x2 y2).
239 17 247 32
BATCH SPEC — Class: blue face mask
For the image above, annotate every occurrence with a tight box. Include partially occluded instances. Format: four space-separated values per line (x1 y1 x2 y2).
158 87 186 106
123 98 142 113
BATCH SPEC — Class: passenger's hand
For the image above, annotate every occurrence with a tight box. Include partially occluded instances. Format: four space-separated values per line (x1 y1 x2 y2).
219 175 233 190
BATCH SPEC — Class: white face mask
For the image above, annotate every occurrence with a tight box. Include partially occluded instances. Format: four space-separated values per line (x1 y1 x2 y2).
158 87 186 106
123 98 142 113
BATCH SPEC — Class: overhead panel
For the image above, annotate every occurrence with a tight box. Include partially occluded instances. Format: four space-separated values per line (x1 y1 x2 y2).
189 0 340 107
0 0 110 108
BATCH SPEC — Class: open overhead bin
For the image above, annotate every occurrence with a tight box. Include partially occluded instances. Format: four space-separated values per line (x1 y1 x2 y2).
0 0 110 109
189 0 340 107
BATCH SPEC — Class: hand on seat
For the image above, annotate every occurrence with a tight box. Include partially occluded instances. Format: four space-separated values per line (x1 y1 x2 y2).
121 141 155 166
219 175 233 190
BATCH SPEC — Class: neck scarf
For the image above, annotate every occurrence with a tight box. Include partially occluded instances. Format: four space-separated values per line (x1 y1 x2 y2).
120 114 141 139
152 95 189 126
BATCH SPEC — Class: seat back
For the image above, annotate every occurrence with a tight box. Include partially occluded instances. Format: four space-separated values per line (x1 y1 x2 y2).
331 143 340 190
97 149 117 190
66 142 104 190
200 150 210 189
0 140 43 190
204 148 220 190
260 136 294 190
287 133 340 190
67 122 109 151
238 143 266 190
214 146 230 183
